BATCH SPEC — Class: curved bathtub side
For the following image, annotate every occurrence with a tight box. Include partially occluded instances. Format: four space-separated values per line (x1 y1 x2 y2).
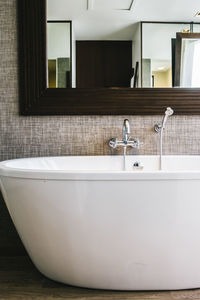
1 174 200 290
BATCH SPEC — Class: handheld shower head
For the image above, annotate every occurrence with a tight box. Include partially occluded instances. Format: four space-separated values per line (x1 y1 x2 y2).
154 107 174 132
165 107 174 117
154 107 174 171
162 107 174 129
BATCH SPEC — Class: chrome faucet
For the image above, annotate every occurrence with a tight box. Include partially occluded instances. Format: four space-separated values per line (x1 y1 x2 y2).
109 119 140 170
109 119 140 150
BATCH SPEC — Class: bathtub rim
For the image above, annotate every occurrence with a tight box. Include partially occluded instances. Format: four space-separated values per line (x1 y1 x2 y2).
1 155 200 181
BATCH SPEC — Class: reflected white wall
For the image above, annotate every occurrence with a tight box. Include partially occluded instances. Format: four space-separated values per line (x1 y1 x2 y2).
132 23 141 87
72 24 76 88
47 23 71 59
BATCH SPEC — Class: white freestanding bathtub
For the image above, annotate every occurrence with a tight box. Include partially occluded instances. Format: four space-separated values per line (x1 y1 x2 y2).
0 155 200 290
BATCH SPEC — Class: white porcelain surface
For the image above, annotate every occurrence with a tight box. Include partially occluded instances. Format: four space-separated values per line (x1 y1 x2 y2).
0 155 200 290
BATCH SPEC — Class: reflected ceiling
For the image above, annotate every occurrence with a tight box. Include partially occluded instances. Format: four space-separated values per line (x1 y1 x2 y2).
48 0 200 39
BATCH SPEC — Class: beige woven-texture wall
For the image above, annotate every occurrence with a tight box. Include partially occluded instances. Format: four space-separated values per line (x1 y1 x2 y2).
1 0 200 255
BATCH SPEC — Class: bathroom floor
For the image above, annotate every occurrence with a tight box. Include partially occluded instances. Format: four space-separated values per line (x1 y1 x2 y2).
0 256 200 300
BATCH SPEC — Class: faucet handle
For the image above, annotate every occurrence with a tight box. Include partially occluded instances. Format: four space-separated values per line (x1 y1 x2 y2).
109 137 141 149
134 138 140 148
109 138 118 149
127 138 140 149
134 138 142 149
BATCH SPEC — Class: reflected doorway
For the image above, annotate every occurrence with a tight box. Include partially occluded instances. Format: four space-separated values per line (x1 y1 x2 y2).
76 41 132 88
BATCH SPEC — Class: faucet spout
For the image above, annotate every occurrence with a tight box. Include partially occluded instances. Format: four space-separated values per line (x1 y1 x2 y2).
122 119 131 143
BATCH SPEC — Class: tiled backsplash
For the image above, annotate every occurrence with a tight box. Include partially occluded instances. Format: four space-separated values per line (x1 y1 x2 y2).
1 0 200 255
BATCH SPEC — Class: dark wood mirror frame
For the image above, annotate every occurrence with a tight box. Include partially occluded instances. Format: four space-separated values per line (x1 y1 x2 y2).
18 0 200 115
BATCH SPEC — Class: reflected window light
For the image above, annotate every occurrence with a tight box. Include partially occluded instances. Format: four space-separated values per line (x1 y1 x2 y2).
192 41 200 87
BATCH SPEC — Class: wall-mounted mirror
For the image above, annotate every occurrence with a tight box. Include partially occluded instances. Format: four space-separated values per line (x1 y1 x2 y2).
18 0 200 115
47 0 200 89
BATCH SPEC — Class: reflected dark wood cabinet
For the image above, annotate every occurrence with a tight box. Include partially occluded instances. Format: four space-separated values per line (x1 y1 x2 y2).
18 0 200 115
76 41 132 88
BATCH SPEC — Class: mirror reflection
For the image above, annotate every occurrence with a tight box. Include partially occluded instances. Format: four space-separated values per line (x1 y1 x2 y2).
142 23 200 88
179 34 200 87
47 0 200 89
47 21 72 88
